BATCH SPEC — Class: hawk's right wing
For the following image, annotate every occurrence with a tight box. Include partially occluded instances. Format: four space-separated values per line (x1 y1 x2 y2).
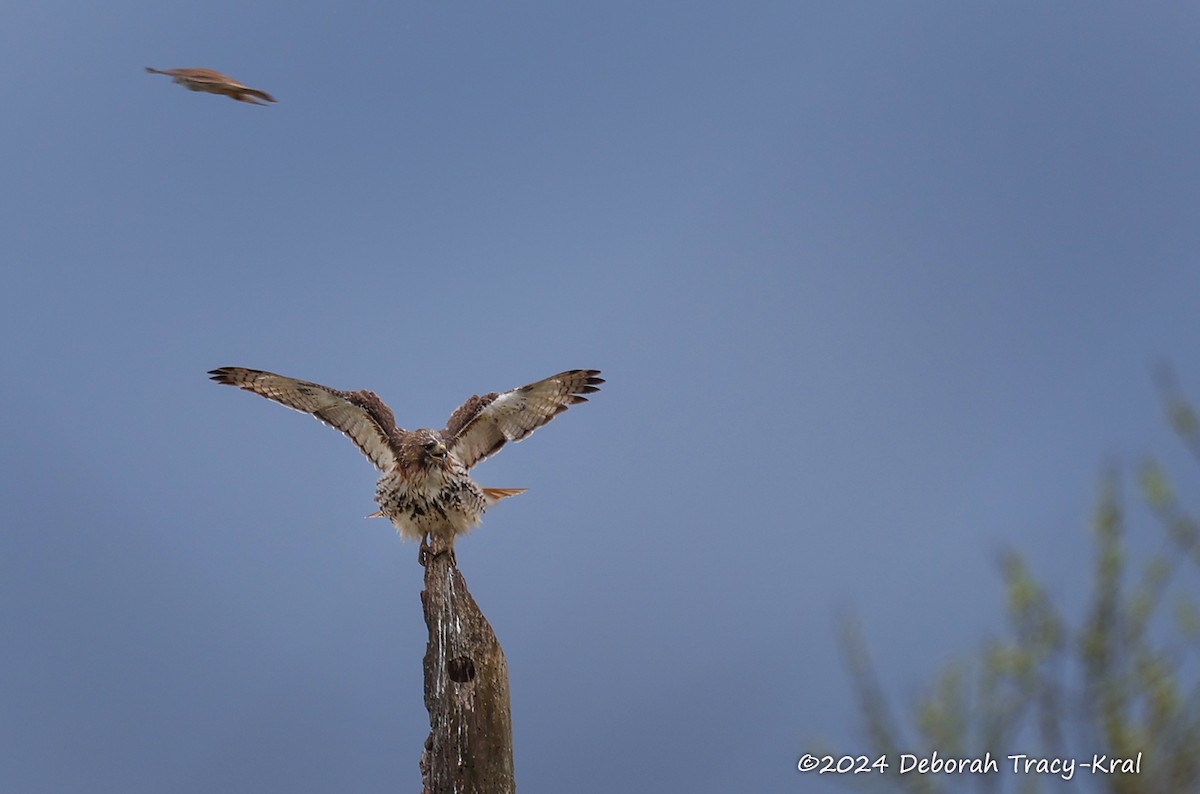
209 367 400 471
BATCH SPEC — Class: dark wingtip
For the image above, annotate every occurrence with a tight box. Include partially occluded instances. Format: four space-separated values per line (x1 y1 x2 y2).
562 370 602 397
208 367 235 384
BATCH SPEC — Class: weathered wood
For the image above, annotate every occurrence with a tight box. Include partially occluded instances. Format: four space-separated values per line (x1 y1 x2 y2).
419 542 515 794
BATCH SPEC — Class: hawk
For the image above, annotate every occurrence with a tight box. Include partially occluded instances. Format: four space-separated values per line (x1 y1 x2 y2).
145 67 276 105
209 367 602 549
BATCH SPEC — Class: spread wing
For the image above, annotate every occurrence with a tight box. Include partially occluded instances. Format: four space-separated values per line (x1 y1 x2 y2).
148 67 226 80
237 87 276 104
209 367 401 471
445 369 603 470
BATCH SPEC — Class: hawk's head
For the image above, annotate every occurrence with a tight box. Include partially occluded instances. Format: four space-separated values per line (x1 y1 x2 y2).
401 429 450 471
422 438 448 461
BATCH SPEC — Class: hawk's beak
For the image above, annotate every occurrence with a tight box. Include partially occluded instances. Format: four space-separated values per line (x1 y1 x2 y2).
430 441 448 460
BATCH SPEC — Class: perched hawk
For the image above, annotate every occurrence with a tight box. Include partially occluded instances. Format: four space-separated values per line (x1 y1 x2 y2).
145 67 276 105
209 367 602 548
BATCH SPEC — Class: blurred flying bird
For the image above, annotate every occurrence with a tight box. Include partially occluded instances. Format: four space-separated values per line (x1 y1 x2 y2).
145 67 276 105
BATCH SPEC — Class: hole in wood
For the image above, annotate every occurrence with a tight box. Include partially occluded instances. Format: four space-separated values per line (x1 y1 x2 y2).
447 656 476 683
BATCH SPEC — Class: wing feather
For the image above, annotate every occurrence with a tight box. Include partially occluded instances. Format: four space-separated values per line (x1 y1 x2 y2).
240 87 277 103
445 369 603 470
209 367 400 471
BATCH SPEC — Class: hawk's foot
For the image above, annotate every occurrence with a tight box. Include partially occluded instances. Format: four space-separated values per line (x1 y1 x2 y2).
419 535 457 567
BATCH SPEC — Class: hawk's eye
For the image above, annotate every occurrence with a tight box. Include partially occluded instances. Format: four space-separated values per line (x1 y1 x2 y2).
423 441 437 450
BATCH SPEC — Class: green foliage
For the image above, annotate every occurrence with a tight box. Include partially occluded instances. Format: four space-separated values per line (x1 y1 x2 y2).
840 377 1200 793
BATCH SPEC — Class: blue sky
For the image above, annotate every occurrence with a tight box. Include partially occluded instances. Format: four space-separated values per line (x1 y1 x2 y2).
3 3 1199 792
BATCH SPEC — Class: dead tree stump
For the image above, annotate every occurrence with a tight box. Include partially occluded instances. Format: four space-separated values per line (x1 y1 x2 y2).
419 543 515 794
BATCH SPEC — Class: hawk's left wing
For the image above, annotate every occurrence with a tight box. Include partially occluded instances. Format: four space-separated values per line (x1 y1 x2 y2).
444 369 603 470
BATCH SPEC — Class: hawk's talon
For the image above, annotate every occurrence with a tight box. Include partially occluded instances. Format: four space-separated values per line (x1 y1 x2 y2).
419 537 457 567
